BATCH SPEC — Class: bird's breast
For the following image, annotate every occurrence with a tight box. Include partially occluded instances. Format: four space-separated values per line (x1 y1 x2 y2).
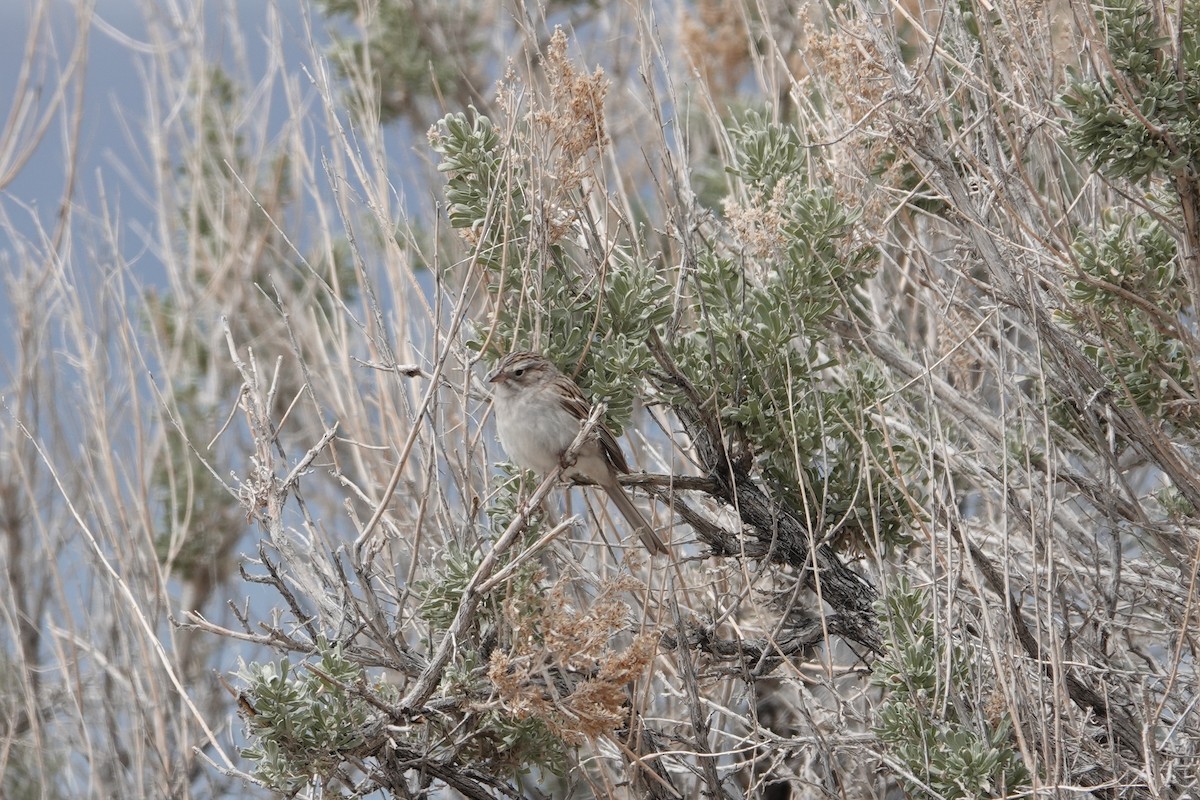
494 390 581 474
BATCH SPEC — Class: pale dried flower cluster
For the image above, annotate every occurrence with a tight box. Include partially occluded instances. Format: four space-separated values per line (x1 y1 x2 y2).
486 577 657 743
680 0 750 99
532 27 610 200
723 181 794 260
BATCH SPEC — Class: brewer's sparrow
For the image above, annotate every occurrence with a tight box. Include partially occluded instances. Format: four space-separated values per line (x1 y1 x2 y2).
487 351 668 555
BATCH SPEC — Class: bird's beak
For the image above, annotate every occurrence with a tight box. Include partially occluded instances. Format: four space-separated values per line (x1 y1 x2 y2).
486 368 503 384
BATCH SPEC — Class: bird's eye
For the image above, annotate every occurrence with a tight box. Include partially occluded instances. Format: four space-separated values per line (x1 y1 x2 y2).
513 368 525 377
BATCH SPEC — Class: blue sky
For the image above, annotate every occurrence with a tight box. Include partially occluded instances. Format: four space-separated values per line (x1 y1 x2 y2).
0 0 323 311
0 1 436 321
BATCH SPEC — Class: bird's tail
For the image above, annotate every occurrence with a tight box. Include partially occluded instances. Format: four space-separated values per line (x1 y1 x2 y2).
602 482 669 556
